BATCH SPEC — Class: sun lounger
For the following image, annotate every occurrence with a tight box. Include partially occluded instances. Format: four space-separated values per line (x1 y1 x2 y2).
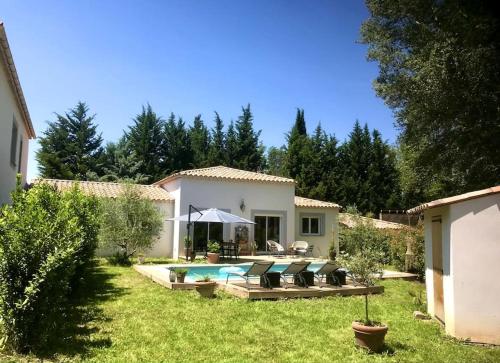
279 261 311 288
314 261 341 288
225 261 275 289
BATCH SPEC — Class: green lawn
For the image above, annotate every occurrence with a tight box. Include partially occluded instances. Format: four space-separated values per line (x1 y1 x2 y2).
2 262 499 363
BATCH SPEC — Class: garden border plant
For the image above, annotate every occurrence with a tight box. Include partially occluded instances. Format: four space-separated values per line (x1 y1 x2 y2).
0 178 100 353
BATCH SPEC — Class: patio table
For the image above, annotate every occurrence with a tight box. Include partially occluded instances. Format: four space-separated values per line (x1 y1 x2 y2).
220 241 239 260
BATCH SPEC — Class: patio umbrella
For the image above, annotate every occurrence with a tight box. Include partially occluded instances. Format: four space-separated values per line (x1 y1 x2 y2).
167 208 255 224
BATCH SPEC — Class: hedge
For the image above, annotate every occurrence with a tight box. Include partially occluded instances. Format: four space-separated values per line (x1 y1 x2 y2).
0 181 100 353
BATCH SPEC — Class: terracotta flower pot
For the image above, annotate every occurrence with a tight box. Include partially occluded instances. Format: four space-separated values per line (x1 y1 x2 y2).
195 281 217 298
207 252 220 264
351 321 388 353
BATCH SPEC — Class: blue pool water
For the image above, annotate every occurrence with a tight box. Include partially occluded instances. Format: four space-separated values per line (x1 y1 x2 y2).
167 263 325 282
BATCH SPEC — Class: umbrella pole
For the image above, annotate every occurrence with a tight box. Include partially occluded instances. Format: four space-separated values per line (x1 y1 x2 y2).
186 204 202 261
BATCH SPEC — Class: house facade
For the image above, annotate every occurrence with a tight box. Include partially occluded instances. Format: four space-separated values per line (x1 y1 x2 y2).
39 166 340 259
408 186 500 345
0 23 36 205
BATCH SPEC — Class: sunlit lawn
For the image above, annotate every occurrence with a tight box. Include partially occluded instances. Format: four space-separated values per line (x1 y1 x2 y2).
2 261 499 362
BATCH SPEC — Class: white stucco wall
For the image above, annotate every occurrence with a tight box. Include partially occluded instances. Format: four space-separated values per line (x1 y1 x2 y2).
424 194 500 345
161 177 296 259
0 59 29 205
294 207 339 258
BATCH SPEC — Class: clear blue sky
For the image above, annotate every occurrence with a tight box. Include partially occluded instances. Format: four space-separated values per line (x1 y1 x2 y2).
1 0 396 181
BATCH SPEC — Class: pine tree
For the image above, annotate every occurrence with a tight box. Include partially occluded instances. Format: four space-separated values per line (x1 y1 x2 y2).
189 114 210 168
266 146 288 177
234 104 264 171
207 112 226 166
163 113 192 173
124 104 164 183
36 101 103 180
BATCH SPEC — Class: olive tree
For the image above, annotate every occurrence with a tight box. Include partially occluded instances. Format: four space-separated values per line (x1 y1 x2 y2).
99 184 162 264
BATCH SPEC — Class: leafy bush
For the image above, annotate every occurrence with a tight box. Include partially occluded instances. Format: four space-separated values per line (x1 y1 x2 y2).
99 184 163 265
387 223 425 279
339 213 390 264
0 181 99 352
207 240 220 253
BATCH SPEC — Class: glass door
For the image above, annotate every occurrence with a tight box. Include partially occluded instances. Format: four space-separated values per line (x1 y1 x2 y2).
193 222 223 251
254 215 281 252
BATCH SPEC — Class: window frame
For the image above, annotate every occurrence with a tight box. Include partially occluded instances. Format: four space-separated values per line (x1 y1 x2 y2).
10 117 18 168
300 215 322 236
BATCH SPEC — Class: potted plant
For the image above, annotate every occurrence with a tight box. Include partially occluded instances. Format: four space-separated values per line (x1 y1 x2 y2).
137 252 146 264
184 236 194 261
174 267 189 283
206 240 221 264
195 275 217 298
249 241 257 256
338 250 387 353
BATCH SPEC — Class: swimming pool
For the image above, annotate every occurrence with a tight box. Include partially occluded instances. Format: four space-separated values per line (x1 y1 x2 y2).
167 263 325 282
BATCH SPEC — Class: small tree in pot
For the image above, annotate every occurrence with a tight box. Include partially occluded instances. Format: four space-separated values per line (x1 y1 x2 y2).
184 236 196 262
338 250 387 352
206 240 220 264
173 268 188 283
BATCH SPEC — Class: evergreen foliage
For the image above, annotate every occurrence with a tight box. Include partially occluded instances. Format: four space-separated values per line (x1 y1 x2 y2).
36 102 104 180
188 114 210 168
234 104 265 171
162 113 192 174
362 0 500 203
124 104 164 183
207 112 226 166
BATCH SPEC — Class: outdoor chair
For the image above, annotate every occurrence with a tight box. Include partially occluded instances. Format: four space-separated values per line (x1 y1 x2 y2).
289 241 309 256
225 261 275 289
267 240 286 256
279 261 311 288
314 261 341 288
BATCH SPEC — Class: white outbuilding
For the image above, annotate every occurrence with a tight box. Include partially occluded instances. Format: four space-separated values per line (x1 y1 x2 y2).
408 186 500 345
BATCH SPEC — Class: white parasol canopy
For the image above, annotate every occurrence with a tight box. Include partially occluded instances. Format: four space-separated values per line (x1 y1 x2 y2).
167 208 255 224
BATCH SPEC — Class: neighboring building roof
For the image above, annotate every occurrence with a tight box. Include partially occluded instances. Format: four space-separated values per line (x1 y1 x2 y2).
34 179 174 202
407 186 500 214
294 196 340 209
339 213 406 229
0 23 35 139
153 165 295 185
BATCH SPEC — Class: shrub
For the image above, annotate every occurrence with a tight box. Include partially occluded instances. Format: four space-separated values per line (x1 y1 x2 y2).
339 213 390 265
207 240 220 253
99 184 163 265
387 223 425 279
0 180 99 352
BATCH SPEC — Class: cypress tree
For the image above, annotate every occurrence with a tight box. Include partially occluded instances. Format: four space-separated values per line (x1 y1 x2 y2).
207 112 226 166
234 104 264 171
124 104 164 183
189 114 210 168
100 138 148 183
225 121 238 167
285 108 308 180
163 113 192 173
36 101 103 180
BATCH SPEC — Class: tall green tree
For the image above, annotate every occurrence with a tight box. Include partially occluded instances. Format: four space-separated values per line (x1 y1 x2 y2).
338 121 373 213
266 146 288 177
234 104 265 171
362 0 500 201
36 101 103 180
189 114 210 168
163 113 192 173
207 112 226 166
285 108 308 180
225 120 238 167
100 138 148 183
124 104 164 183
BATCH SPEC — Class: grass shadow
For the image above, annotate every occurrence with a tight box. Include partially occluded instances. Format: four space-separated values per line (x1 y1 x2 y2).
33 261 128 360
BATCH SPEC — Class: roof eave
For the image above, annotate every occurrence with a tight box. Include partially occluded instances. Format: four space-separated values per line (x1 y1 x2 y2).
0 23 36 139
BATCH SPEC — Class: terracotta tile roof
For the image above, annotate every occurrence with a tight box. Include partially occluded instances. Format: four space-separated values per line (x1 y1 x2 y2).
407 186 500 214
0 23 35 138
339 213 406 230
294 196 340 209
153 165 295 185
34 179 173 202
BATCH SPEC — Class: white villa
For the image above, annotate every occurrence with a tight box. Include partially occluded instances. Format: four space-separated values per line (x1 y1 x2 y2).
39 166 340 259
0 23 36 205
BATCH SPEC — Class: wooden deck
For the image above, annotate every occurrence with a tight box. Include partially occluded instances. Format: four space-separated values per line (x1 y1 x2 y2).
219 282 384 300
134 264 385 299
